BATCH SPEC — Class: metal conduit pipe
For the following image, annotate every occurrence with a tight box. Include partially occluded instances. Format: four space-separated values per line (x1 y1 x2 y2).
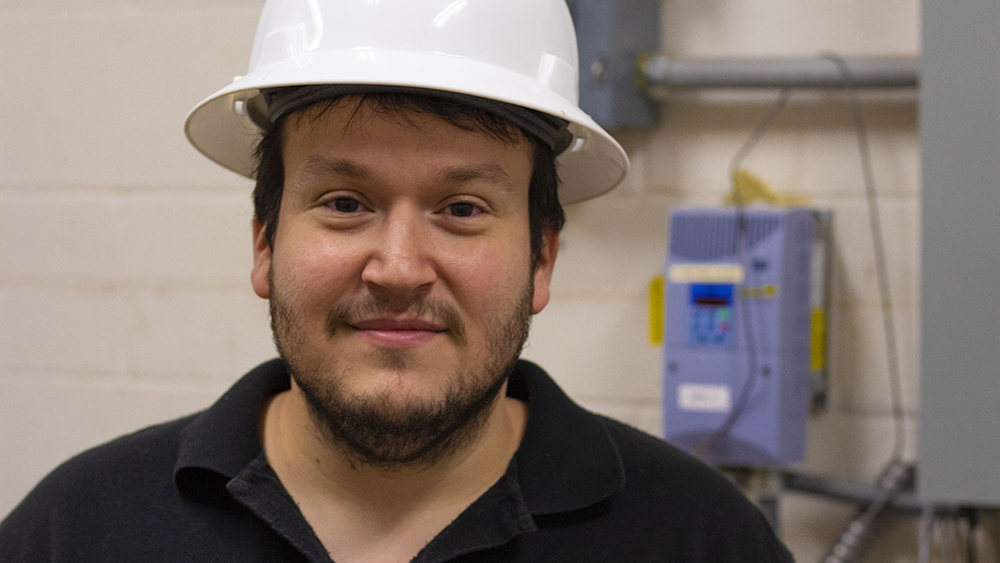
781 471 923 515
639 55 919 95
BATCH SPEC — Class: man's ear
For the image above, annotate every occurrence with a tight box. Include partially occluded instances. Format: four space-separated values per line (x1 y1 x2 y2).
251 218 272 299
531 229 559 314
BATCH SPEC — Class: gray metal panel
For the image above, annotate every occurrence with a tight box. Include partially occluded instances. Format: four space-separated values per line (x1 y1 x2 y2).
919 0 1000 505
565 0 660 128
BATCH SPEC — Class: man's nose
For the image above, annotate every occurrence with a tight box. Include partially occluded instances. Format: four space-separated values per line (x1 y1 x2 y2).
360 209 437 296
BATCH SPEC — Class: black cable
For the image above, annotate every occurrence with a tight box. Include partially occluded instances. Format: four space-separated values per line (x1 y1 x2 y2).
701 89 793 456
823 52 907 464
942 517 956 563
965 510 978 563
820 459 911 563
729 89 794 181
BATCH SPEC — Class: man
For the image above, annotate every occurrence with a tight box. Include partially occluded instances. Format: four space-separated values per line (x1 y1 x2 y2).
0 0 794 561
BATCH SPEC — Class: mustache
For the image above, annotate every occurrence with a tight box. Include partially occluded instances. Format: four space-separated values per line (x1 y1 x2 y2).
326 295 467 344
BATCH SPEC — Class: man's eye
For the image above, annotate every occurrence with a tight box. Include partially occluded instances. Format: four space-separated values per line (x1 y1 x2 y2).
448 202 479 217
331 197 361 213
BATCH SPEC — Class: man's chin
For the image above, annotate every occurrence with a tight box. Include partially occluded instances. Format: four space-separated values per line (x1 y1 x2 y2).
292 363 510 470
334 388 457 422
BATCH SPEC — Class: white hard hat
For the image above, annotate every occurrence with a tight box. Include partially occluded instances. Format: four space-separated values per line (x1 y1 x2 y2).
185 0 629 204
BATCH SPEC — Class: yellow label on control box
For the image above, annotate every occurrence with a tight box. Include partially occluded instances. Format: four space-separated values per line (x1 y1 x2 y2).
810 308 826 371
649 276 664 345
741 285 778 299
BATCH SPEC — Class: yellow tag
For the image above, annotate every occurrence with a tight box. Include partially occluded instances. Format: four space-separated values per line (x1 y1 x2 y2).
649 276 665 345
741 285 778 299
810 308 826 371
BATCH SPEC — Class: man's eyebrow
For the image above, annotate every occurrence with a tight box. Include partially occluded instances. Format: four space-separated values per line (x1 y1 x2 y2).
295 157 517 195
439 163 515 190
297 155 373 182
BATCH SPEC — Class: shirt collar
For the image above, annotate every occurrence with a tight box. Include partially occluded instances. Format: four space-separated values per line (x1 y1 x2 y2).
174 359 289 486
174 359 625 515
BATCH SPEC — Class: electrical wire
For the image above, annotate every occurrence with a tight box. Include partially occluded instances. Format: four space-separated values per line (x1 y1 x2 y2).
964 510 978 563
942 517 956 563
729 89 794 181
700 88 793 457
919 506 934 563
823 52 907 463
821 459 911 563
700 54 908 493
817 53 911 563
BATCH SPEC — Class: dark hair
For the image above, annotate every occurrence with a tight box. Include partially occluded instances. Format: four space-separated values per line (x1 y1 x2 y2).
252 92 565 267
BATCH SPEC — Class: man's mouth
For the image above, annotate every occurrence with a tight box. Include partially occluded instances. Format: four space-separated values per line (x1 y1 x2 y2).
326 296 467 346
347 318 448 348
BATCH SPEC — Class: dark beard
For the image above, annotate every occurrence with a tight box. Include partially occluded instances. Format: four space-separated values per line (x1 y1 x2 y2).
269 279 534 471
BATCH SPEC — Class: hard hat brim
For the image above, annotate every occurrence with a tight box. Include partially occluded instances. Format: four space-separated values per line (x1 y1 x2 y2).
185 49 628 205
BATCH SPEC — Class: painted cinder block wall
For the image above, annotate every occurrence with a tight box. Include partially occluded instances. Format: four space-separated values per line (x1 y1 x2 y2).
1 0 931 560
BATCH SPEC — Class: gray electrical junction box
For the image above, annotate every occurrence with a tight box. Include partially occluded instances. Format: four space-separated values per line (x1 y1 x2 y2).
565 0 661 129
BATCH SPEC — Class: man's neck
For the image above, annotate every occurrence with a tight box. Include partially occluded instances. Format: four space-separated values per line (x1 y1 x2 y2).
261 381 528 563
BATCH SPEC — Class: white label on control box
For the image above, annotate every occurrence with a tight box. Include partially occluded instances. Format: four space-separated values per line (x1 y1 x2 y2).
668 263 745 284
678 383 732 413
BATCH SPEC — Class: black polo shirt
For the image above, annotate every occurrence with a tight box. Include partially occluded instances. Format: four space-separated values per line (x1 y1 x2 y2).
0 359 794 562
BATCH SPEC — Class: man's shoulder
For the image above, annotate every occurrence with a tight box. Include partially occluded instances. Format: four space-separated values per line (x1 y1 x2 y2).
517 360 778 522
0 414 198 560
14 359 288 507
567 412 795 562
36 412 196 494
594 414 747 503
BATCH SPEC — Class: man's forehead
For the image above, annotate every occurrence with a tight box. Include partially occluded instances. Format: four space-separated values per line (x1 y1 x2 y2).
281 95 528 148
279 99 534 186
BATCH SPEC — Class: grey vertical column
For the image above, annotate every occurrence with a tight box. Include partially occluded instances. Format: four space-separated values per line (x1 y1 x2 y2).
920 0 1000 504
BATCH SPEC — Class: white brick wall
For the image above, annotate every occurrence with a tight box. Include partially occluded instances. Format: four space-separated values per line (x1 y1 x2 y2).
0 0 933 560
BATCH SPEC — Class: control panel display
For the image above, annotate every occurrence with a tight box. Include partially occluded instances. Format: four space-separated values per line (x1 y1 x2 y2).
689 283 735 348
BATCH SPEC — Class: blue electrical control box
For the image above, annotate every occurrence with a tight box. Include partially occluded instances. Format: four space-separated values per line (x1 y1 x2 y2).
663 207 822 467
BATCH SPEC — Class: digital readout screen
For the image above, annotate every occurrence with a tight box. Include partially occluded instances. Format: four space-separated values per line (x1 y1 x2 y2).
690 284 734 307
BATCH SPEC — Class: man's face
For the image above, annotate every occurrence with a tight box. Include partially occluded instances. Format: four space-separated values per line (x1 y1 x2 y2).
251 99 557 468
